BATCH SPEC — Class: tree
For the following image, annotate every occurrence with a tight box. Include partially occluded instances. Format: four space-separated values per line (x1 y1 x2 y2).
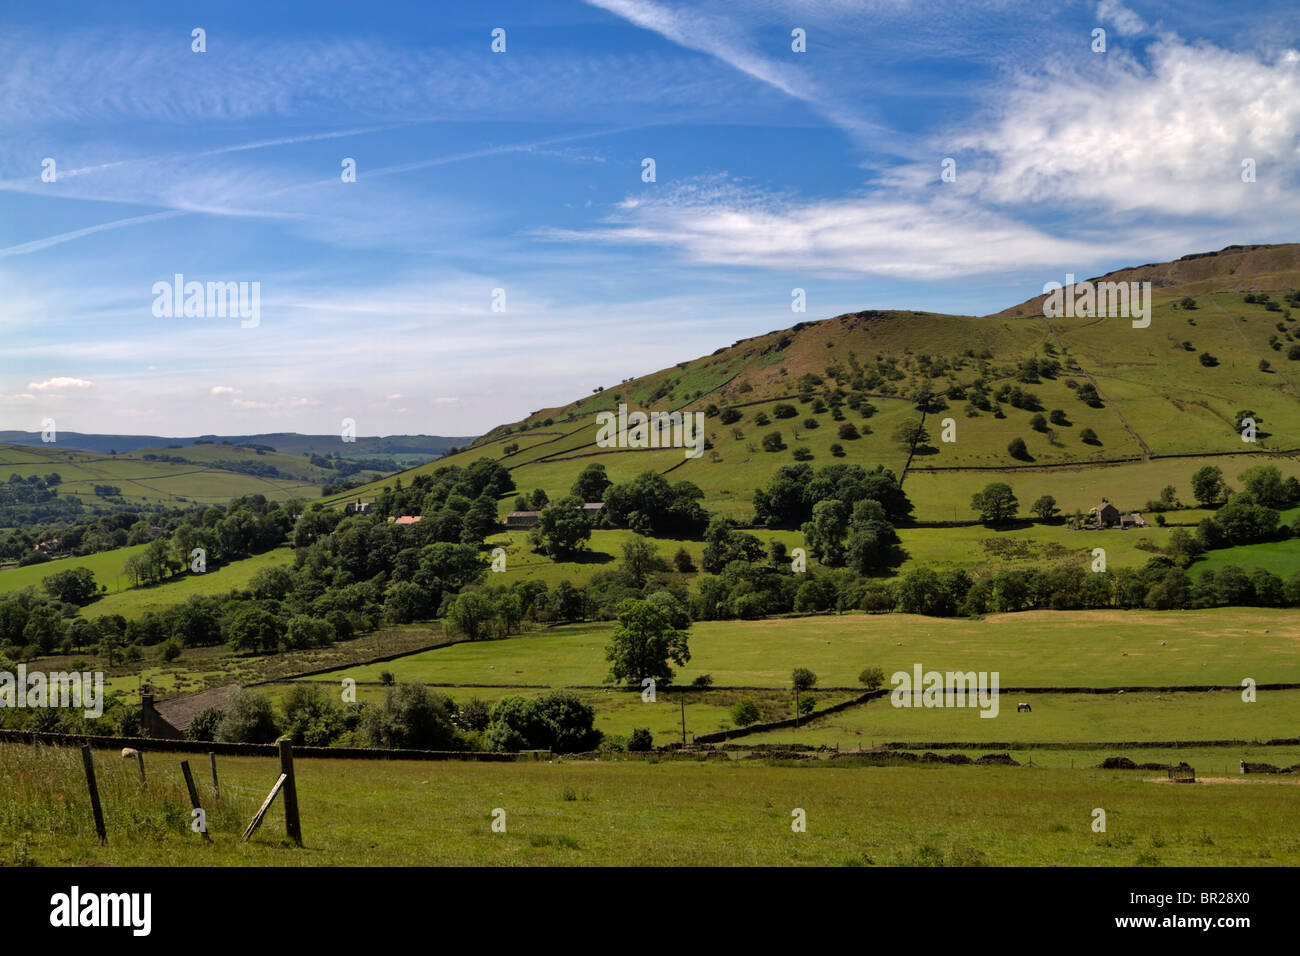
891 419 929 448
1199 352 1218 367
1238 465 1287 508
279 683 346 746
761 431 785 452
621 536 664 587
484 692 600 752
1030 413 1048 432
445 591 497 640
837 423 860 440
605 598 690 687
1080 427 1099 445
226 607 283 654
41 567 97 605
802 499 850 566
858 665 886 690
730 698 760 727
571 463 612 501
360 681 462 750
791 667 818 692
1030 495 1059 521
215 689 281 743
284 614 334 650
529 495 592 557
23 605 65 654
971 482 1019 524
1191 465 1225 507
672 547 695 572
1007 437 1031 461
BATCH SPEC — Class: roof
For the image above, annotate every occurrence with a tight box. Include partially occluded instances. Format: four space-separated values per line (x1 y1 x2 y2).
153 684 241 732
394 515 423 525
580 502 605 511
507 510 542 518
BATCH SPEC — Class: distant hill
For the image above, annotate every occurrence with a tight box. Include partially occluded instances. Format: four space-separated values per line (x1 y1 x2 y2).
0 431 475 458
325 244 1300 523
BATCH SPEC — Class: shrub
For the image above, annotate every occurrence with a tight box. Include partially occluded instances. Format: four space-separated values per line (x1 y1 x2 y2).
360 681 463 750
1080 427 1099 445
792 447 813 461
829 443 845 457
672 547 695 572
838 423 860 440
1199 352 1218 367
791 667 818 691
160 639 182 662
380 670 395 686
186 706 225 742
627 728 654 752
215 690 280 744
858 665 886 690
761 431 785 452
720 408 742 425
1007 437 1030 460
691 673 714 688
773 403 797 419
797 693 816 716
730 698 760 727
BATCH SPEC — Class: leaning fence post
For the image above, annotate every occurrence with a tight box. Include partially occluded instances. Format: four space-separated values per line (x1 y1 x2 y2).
180 760 212 842
278 737 302 846
80 743 107 845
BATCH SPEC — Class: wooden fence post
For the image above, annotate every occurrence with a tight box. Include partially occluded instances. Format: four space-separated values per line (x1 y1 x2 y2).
241 774 286 842
209 752 219 801
80 744 107 845
135 750 146 783
278 738 302 846
180 760 212 842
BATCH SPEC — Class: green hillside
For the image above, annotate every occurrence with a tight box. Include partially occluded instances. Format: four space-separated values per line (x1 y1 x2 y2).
324 244 1300 524
0 442 321 514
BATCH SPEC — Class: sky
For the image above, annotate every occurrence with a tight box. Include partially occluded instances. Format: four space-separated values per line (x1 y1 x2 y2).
1 0 1298 438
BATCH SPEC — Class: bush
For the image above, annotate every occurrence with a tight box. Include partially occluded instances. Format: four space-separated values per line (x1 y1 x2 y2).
360 681 463 750
1080 427 1099 445
791 667 818 691
215 690 280 744
672 547 695 572
792 447 813 461
627 728 654 752
186 706 225 742
160 639 182 662
1199 352 1218 367
720 408 742 425
858 665 886 690
838 423 860 440
797 693 815 716
380 670 395 686
485 691 600 753
1007 437 1030 460
761 431 785 452
691 673 714 688
730 698 760 727
773 403 797 419
458 697 491 732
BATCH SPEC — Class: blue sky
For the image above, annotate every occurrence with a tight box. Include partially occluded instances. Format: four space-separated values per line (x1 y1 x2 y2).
2 0 1298 437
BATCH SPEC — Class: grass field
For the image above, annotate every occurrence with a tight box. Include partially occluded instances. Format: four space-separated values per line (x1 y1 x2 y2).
0 543 150 597
737 689 1300 747
4 743 1298 866
81 547 295 619
303 608 1300 690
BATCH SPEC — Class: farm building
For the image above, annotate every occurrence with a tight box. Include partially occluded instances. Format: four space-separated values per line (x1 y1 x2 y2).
140 684 240 740
505 510 541 529
344 499 372 515
1088 499 1147 529
504 502 604 529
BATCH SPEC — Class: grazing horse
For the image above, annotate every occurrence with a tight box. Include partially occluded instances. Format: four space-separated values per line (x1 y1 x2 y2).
1017 702 1032 713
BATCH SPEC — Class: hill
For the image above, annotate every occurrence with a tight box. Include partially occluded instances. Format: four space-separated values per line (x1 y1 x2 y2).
0 430 474 459
323 244 1300 523
0 443 322 522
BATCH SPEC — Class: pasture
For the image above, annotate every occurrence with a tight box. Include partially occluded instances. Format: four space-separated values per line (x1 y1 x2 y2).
4 742 1298 867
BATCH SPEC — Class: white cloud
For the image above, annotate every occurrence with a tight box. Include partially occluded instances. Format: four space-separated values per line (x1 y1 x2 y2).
28 377 93 390
210 385 240 395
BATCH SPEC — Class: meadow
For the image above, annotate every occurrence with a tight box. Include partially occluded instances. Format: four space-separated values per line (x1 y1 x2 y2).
4 742 1297 867
306 608 1300 690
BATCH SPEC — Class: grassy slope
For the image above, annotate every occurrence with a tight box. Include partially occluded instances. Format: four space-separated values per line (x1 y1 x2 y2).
318 248 1300 531
303 608 1300 689
6 744 1299 866
0 443 319 508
